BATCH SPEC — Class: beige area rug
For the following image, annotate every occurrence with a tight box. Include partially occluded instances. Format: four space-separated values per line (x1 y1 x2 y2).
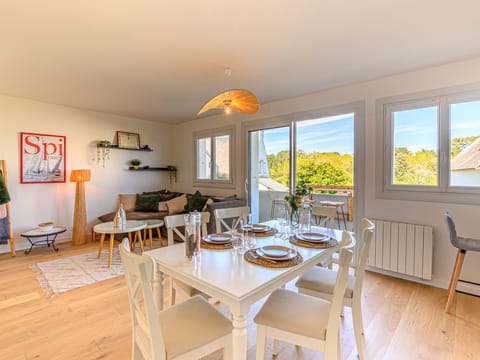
31 249 124 295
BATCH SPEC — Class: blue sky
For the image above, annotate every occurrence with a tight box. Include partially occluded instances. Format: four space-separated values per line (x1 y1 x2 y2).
394 101 480 152
263 113 354 155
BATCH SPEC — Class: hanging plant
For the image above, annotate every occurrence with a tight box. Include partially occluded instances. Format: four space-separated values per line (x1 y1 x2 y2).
96 140 111 167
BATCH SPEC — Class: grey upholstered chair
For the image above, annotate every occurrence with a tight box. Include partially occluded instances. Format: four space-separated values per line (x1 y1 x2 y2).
444 212 480 313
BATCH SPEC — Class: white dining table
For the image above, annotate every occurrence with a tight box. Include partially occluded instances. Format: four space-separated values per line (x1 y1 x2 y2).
144 224 342 360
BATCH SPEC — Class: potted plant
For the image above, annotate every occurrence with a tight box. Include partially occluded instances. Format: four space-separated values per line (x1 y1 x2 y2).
130 159 141 170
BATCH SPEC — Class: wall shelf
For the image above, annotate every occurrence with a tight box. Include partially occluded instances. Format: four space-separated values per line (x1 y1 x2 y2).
128 167 173 171
108 144 153 152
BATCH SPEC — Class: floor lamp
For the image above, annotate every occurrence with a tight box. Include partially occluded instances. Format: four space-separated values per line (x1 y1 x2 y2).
70 169 91 245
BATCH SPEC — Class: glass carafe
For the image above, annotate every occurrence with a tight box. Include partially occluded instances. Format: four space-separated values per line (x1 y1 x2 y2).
184 212 201 260
298 198 312 234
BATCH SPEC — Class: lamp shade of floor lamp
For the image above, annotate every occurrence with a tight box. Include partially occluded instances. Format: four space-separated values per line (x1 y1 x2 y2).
70 169 91 245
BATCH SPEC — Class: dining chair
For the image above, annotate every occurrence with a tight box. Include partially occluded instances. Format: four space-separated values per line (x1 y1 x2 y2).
164 212 210 306
295 218 375 360
254 241 353 360
444 212 480 313
119 239 233 360
311 206 337 229
213 206 250 233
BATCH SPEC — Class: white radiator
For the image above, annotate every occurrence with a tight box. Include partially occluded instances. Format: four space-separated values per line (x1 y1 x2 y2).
368 219 433 280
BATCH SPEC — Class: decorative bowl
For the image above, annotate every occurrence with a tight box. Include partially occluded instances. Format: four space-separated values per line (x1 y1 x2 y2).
38 222 54 231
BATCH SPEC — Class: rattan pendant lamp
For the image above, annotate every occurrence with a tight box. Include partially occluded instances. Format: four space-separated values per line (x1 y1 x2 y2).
197 68 260 116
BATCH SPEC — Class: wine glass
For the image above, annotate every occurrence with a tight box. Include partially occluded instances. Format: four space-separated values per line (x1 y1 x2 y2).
276 207 288 239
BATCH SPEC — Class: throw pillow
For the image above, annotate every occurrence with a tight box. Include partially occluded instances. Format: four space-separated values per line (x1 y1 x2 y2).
166 194 188 215
135 194 160 212
118 194 136 211
157 193 177 202
184 190 208 212
158 201 168 212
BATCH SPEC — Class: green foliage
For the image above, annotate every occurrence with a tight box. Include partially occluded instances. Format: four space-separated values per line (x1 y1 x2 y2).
450 136 478 158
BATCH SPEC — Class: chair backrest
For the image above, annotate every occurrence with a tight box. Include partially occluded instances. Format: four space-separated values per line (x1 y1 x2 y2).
119 238 166 360
445 212 460 249
164 212 210 244
214 206 250 233
351 218 375 296
311 206 336 229
326 242 353 345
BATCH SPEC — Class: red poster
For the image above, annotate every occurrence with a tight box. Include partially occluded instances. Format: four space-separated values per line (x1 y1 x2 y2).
20 132 66 184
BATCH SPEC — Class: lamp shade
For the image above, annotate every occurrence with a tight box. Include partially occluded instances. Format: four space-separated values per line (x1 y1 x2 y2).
70 169 91 183
197 89 259 116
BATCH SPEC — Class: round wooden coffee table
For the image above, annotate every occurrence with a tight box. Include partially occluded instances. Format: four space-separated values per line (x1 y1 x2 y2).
94 221 146 267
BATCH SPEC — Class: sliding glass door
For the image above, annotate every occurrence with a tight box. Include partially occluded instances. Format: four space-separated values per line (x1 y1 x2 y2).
248 127 290 223
247 110 357 229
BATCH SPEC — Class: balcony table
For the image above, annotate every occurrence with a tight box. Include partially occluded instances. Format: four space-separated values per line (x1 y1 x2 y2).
144 222 342 360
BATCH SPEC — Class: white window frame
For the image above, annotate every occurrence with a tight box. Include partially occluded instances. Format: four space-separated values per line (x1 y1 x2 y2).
377 83 480 204
193 126 235 188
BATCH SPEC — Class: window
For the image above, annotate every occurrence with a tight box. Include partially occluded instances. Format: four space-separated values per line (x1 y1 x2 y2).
379 86 480 203
194 127 233 186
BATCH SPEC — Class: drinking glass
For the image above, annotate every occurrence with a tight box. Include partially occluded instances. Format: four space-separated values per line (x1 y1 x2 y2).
276 207 288 239
246 232 256 250
232 233 245 254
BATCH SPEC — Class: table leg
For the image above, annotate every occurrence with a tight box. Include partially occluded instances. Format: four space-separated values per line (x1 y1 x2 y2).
108 233 115 268
97 233 106 258
156 227 162 247
152 267 164 311
231 311 248 360
128 232 133 251
148 228 153 249
136 230 144 253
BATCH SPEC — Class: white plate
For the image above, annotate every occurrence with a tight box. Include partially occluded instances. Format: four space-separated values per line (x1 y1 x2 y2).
256 245 297 260
249 224 271 233
203 234 232 244
297 232 329 243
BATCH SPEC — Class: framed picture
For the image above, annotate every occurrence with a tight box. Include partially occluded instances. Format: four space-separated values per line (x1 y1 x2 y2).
117 131 141 149
20 132 66 184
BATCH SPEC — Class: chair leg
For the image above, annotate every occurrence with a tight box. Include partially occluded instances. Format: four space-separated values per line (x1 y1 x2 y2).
445 249 466 313
255 325 266 360
352 297 365 360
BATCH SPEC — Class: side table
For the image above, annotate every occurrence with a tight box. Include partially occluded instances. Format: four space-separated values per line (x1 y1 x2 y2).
140 219 164 250
20 226 67 254
94 221 146 267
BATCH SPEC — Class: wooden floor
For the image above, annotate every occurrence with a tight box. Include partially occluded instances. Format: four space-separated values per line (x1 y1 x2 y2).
1 240 479 360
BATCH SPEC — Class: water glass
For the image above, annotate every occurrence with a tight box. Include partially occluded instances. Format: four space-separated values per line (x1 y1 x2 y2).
246 232 256 249
232 233 245 254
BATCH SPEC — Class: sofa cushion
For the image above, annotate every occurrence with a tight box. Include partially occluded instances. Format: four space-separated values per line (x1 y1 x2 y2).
158 193 178 202
119 194 136 211
211 195 237 202
97 210 167 223
184 190 208 212
167 194 188 215
135 194 160 212
142 189 167 195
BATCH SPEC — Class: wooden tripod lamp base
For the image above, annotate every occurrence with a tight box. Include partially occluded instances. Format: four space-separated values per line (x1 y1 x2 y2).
70 169 91 245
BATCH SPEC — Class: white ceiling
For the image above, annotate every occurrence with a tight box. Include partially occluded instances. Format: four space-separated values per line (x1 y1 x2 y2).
1 1 480 124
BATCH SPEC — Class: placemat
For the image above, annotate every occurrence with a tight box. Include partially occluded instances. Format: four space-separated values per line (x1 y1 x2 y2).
289 236 338 249
244 248 303 268
244 228 277 237
201 240 233 250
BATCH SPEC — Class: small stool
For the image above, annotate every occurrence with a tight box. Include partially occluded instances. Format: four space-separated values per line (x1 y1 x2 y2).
319 201 347 230
271 200 289 219
444 212 480 313
136 219 164 250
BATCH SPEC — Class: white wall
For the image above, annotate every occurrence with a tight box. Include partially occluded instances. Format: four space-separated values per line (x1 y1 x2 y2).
0 95 173 244
172 57 480 292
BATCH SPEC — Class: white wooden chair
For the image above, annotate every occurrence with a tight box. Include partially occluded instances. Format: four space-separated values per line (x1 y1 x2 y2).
311 206 337 229
254 239 354 360
119 239 232 360
213 206 250 233
295 218 375 360
164 212 210 306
